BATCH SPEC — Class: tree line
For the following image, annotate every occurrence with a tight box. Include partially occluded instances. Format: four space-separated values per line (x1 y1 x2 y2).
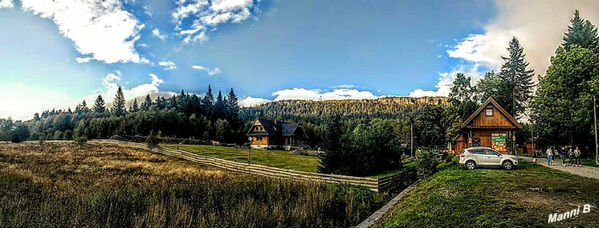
0 86 245 144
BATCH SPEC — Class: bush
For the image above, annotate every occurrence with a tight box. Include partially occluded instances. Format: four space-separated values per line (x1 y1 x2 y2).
73 136 87 146
415 150 439 179
10 125 30 143
146 130 161 150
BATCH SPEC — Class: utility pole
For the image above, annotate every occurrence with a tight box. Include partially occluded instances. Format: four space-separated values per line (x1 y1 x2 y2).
410 123 414 158
594 96 598 165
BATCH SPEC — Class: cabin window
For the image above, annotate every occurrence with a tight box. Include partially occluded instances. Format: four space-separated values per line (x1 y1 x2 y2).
485 108 493 116
256 137 262 141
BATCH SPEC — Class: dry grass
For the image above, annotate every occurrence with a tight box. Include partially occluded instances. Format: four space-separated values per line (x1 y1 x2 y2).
0 141 385 227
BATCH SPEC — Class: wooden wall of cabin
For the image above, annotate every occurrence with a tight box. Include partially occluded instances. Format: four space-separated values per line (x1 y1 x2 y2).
470 129 512 153
470 105 515 129
251 136 269 145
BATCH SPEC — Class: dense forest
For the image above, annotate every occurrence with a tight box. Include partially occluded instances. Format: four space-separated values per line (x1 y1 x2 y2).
0 86 246 144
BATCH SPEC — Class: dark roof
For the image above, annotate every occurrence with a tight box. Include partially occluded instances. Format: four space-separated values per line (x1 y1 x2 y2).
461 97 523 129
281 123 299 137
247 119 300 137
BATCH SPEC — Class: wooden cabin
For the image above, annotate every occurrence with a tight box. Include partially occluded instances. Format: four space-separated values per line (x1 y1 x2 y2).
247 119 303 150
451 98 522 154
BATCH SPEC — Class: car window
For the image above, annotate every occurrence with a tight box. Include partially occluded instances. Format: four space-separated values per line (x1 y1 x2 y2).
469 149 484 155
485 149 500 156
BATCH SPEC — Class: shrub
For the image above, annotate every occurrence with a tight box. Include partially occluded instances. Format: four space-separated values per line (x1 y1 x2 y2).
73 136 87 146
146 130 161 150
415 150 439 179
10 125 30 143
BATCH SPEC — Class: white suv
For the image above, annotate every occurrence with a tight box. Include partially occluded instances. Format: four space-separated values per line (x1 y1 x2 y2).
459 147 519 170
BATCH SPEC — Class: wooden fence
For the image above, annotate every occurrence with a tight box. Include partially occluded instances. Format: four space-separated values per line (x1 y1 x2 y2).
101 140 410 192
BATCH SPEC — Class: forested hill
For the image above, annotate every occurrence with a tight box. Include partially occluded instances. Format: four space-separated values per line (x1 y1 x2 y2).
240 96 449 123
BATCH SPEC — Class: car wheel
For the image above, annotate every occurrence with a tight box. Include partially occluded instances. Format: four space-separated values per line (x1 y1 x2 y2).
503 161 513 170
465 161 476 170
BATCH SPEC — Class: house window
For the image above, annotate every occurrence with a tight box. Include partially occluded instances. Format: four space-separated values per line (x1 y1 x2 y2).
256 136 262 141
485 108 493 116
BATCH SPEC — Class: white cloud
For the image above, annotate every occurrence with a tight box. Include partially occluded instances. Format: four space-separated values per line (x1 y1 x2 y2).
272 88 379 101
152 28 167 40
172 0 258 43
192 65 222 75
332 84 356 89
448 0 599 76
158 61 176 70
21 0 145 64
413 0 599 97
75 57 92 63
239 96 271 107
0 0 14 8
0 73 174 120
409 64 484 97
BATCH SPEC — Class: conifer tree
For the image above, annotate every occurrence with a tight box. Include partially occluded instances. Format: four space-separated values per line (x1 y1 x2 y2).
497 37 535 117
92 95 106 113
202 85 214 116
563 10 599 52
111 86 126 116
130 99 140 112
141 94 152 111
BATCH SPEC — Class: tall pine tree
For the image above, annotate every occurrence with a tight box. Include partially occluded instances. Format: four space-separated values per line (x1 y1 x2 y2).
202 85 214 116
130 99 140 112
111 86 126 116
92 95 106 113
141 94 152 111
563 10 599 53
497 37 535 117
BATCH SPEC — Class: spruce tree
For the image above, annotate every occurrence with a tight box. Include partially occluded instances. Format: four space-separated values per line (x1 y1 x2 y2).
202 85 214 116
92 95 106 113
141 94 152 111
111 86 126 116
130 99 140 112
213 91 225 118
497 37 535 117
563 10 599 52
317 115 344 174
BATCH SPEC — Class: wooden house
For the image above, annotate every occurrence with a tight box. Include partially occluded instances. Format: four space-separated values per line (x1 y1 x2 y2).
247 119 303 150
451 98 522 154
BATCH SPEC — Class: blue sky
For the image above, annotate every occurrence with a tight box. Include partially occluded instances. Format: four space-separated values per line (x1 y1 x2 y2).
0 0 596 120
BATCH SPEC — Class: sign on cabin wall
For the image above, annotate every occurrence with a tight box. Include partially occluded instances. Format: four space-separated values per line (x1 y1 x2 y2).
491 133 507 151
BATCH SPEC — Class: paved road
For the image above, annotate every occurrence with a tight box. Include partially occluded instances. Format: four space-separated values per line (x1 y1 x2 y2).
518 156 599 180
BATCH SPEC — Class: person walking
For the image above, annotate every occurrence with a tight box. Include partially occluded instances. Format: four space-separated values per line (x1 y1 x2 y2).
574 146 582 167
568 147 574 166
546 146 553 166
559 146 567 166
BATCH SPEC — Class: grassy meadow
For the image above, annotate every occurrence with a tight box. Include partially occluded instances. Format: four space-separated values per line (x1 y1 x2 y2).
0 141 386 227
161 143 320 172
375 162 599 227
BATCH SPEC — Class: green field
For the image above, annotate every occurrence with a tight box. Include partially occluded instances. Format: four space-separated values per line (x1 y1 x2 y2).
376 162 599 227
161 144 320 172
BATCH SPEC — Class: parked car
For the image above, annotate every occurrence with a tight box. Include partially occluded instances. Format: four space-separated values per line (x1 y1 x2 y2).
459 147 518 170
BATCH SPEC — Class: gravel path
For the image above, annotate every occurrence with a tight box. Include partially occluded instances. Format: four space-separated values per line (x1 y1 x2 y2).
517 156 599 180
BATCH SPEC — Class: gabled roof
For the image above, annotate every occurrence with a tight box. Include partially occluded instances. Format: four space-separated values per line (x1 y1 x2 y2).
460 97 522 129
281 123 299 136
247 118 300 137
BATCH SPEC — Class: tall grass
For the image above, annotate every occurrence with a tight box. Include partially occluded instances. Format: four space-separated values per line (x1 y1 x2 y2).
0 142 385 227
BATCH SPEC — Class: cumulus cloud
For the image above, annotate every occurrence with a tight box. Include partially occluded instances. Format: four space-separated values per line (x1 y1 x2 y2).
192 65 222 75
411 0 599 97
239 96 271 107
158 61 177 70
409 64 484 97
0 0 14 8
21 0 145 64
172 0 258 43
272 88 379 101
152 28 167 40
0 73 174 120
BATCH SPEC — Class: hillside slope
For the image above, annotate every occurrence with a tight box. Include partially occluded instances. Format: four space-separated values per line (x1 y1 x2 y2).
241 96 449 123
376 163 599 227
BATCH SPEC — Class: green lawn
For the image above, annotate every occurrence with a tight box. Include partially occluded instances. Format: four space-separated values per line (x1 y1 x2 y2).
161 144 320 172
376 162 599 227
